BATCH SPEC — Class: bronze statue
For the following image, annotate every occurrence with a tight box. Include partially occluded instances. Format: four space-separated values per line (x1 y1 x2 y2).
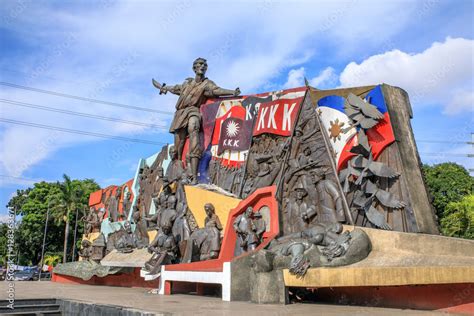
165 146 185 186
144 223 177 275
152 167 165 198
285 186 317 234
83 207 101 236
159 195 178 230
114 221 137 253
286 146 315 191
147 191 169 229
132 204 149 248
153 57 240 184
271 223 352 277
78 240 92 260
182 203 222 263
91 233 106 262
233 207 265 254
172 197 191 245
311 172 345 223
107 188 121 222
143 167 156 216
121 189 132 220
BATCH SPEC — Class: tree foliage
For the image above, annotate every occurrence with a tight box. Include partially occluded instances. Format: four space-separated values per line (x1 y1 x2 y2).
0 223 8 266
423 163 473 218
4 177 100 265
440 195 474 239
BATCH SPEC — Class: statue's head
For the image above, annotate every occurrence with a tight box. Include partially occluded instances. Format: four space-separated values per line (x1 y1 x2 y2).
295 187 307 200
245 206 253 217
169 146 177 159
167 195 177 208
157 167 164 178
159 192 168 205
193 57 208 76
162 223 172 235
123 221 132 233
311 170 327 184
204 203 215 216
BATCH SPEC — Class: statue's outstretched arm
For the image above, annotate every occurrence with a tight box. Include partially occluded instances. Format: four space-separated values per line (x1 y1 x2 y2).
206 85 241 97
163 84 183 95
152 78 184 96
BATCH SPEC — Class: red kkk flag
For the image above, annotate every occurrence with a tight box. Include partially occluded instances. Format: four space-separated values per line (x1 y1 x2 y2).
253 97 303 136
211 105 245 146
216 105 253 155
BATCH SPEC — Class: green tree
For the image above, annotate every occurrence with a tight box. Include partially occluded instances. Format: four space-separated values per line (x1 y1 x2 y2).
423 163 474 218
50 175 100 263
440 195 474 239
0 223 7 266
6 189 31 212
6 177 99 265
15 181 63 265
51 174 78 263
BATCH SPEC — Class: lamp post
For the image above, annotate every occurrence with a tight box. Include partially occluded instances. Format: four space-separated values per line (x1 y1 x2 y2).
38 201 51 281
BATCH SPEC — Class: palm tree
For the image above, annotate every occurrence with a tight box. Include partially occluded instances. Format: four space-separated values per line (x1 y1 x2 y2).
51 174 82 263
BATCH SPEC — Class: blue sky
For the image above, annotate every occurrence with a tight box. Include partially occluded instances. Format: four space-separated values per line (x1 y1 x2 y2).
0 0 473 221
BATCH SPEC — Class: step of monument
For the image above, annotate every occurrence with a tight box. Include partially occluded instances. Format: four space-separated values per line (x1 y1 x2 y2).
0 300 61 314
2 310 61 315
0 298 57 306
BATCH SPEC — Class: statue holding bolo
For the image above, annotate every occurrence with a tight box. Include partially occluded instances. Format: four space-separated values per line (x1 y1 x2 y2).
153 58 240 184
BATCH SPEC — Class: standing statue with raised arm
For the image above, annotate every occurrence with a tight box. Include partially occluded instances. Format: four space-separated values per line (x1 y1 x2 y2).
153 58 240 184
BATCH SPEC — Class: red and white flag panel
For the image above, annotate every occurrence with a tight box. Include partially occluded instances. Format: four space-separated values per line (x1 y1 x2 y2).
204 87 306 166
253 98 302 137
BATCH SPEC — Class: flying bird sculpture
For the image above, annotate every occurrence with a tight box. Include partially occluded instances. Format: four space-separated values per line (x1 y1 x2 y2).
344 93 384 129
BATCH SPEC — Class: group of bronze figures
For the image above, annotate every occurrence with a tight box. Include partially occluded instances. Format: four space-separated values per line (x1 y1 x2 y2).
79 137 270 274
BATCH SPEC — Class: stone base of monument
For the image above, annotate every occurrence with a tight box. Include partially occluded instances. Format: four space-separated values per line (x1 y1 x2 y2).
52 248 159 288
277 226 474 312
100 248 153 267
52 266 160 288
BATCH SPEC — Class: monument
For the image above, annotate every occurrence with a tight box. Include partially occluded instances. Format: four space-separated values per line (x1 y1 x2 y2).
51 59 474 312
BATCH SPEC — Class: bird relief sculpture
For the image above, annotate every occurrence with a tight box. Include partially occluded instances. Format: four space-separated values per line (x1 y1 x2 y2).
338 93 406 230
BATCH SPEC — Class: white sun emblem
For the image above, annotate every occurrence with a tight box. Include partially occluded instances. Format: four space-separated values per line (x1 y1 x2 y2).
226 120 240 137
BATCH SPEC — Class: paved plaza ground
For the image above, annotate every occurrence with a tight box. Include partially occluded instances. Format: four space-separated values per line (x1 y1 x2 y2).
0 281 456 315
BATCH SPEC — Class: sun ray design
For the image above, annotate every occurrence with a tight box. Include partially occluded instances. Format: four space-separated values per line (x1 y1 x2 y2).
328 118 346 142
226 120 239 137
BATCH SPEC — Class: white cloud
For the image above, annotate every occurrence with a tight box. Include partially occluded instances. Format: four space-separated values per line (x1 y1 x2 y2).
309 67 338 88
339 37 474 114
283 66 338 89
446 90 474 115
283 67 305 89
